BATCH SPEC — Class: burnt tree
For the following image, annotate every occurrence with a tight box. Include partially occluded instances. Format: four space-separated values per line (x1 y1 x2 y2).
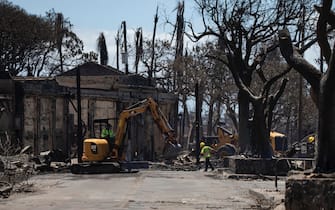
221 53 290 157
279 0 335 172
97 32 108 65
189 0 311 157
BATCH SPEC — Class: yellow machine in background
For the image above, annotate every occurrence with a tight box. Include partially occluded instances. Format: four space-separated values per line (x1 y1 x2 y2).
72 97 181 174
217 126 238 147
201 126 238 158
269 131 288 155
202 126 288 158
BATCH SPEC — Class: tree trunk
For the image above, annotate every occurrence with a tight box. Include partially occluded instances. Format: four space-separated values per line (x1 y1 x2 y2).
59 48 63 73
238 90 250 154
215 100 222 130
226 104 238 133
316 67 335 172
251 100 273 158
181 93 189 145
279 28 335 172
207 98 214 135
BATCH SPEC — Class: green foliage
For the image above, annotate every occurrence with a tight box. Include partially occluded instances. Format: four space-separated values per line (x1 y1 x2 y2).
0 0 52 75
0 1 84 76
39 9 84 76
141 38 175 90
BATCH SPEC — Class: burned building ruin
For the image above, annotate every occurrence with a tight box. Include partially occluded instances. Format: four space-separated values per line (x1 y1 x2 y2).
0 62 178 161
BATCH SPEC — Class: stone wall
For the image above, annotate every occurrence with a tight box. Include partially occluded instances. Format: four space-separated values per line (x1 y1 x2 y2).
23 95 66 154
285 174 335 210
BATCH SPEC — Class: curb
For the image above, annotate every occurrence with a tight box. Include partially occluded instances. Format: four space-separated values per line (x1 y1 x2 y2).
249 188 285 209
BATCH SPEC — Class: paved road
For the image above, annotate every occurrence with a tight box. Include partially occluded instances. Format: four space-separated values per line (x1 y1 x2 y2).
0 170 284 210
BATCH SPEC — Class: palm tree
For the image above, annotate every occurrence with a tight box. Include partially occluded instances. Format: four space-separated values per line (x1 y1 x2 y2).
97 32 108 65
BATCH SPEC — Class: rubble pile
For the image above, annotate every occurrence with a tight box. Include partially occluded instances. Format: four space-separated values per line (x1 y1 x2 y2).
151 151 229 171
0 181 12 198
0 153 35 198
31 149 70 172
151 151 198 171
0 148 70 199
0 153 34 182
0 159 3 172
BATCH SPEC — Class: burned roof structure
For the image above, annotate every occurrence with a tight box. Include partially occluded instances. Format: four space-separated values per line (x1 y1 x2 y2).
58 62 154 89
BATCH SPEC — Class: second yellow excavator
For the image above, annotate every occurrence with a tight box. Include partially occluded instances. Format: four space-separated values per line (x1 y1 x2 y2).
71 97 181 174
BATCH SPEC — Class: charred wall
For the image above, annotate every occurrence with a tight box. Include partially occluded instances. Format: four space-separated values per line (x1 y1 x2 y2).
1 64 177 160
0 71 15 150
17 78 69 155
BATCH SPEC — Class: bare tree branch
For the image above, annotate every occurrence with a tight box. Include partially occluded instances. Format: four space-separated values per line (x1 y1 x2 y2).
261 66 291 97
266 78 288 132
316 1 332 64
278 28 322 105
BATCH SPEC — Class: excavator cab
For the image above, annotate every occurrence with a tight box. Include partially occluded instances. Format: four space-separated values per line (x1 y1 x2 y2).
90 118 116 138
82 118 116 162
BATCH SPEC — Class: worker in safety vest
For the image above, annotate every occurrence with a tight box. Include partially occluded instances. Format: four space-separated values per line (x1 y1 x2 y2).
101 124 115 144
200 141 216 171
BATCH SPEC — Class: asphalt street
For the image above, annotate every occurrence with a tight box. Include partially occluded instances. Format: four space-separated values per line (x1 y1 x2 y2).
0 170 285 210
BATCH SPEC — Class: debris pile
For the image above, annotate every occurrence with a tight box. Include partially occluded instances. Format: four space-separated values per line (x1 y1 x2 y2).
0 153 35 198
31 149 70 172
0 154 34 181
0 148 69 198
0 159 4 172
150 151 229 171
0 181 12 198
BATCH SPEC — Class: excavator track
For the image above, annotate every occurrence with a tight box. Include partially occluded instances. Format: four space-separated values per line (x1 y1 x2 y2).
71 162 121 174
70 161 149 174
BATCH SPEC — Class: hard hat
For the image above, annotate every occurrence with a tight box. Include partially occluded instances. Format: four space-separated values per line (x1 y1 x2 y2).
308 136 315 143
200 142 205 148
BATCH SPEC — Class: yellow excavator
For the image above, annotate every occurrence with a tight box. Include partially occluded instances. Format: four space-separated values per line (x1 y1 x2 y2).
269 131 288 156
201 126 238 158
202 126 288 158
71 97 181 174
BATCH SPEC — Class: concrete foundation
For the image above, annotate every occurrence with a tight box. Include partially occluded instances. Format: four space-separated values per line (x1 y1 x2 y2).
285 174 335 210
227 156 290 176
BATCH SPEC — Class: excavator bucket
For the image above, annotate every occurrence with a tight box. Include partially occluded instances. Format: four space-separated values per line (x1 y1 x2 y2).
162 142 182 159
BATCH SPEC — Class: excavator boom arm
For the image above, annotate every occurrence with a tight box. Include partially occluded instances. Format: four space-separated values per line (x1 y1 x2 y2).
112 97 178 159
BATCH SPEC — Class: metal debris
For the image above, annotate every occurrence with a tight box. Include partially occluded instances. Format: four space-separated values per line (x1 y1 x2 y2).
0 181 12 198
31 149 70 172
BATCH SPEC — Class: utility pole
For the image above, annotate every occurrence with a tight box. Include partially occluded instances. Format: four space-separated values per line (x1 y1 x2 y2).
76 66 83 163
195 83 200 165
116 30 120 70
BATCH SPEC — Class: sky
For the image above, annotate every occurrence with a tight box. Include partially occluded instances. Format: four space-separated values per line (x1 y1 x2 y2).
8 0 321 70
9 0 200 68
